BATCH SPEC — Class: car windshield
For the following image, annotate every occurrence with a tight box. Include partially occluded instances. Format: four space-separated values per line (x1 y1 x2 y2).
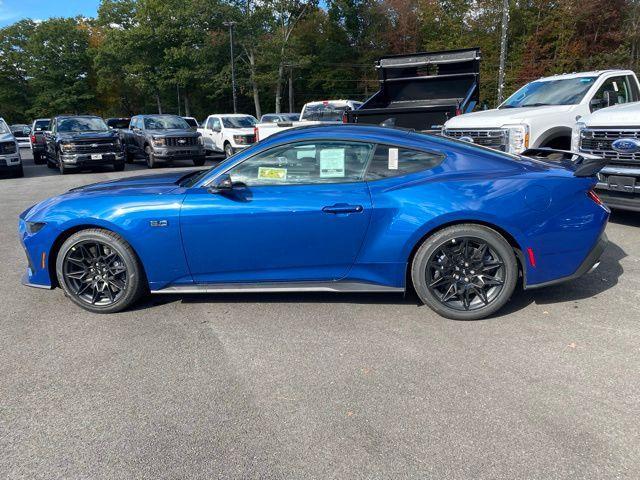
301 102 357 121
57 117 108 132
221 116 256 128
500 77 597 108
144 115 189 130
0 120 10 134
34 119 50 131
10 125 29 136
107 119 130 129
183 118 198 128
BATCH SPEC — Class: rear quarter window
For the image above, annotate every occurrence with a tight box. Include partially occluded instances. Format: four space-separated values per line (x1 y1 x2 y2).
366 145 444 180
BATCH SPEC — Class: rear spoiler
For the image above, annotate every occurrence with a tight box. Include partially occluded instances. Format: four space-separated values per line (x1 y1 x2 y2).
521 148 608 177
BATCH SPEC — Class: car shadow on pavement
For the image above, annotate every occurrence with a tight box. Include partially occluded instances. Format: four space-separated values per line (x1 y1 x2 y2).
609 210 640 227
497 239 626 317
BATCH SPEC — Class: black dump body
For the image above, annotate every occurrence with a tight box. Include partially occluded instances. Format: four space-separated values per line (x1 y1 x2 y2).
346 48 480 132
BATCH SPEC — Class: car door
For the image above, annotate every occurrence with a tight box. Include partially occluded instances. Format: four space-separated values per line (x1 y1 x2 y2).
45 118 56 161
211 117 223 151
180 140 375 284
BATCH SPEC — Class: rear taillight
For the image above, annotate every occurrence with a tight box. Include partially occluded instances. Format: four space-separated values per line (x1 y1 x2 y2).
30 135 36 143
253 126 259 142
342 113 348 123
587 189 603 206
455 107 462 116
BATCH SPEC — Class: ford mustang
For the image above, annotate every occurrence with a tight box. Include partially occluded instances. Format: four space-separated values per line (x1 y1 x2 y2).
19 125 609 320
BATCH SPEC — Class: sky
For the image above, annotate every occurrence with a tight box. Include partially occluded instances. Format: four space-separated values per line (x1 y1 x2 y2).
0 0 100 28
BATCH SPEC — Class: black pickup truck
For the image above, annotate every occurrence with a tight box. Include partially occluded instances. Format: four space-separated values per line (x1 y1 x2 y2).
346 48 481 132
121 114 205 168
44 115 125 175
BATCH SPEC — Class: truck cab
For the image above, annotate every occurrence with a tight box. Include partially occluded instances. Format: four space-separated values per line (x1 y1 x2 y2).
444 70 640 154
198 114 257 158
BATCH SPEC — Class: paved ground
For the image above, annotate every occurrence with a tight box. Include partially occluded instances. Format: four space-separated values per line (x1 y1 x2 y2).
1 149 639 479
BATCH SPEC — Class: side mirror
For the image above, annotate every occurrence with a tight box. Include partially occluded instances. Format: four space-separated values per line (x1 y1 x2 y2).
207 174 233 193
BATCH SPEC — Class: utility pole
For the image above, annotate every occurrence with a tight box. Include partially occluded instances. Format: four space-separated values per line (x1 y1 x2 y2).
177 84 181 116
223 21 238 113
288 66 294 113
496 0 510 105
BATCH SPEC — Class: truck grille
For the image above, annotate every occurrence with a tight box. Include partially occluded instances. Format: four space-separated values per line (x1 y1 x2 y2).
580 128 640 167
73 139 119 153
0 141 17 154
444 129 507 151
166 137 197 147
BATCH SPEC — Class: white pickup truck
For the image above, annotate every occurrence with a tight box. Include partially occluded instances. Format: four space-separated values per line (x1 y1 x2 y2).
444 70 640 154
573 101 640 211
254 100 363 141
198 114 258 157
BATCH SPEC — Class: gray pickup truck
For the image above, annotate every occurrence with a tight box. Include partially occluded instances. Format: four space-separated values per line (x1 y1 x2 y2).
121 114 205 168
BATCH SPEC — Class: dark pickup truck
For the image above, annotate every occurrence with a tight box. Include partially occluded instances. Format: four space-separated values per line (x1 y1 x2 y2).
346 48 481 132
121 114 205 168
30 118 50 164
44 115 125 175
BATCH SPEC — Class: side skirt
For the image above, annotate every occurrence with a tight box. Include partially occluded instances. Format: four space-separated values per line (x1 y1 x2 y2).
150 281 404 294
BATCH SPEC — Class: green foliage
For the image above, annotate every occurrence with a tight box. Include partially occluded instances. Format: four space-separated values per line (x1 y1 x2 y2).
0 0 638 123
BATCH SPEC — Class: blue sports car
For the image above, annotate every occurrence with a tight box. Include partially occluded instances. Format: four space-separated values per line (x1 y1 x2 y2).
19 125 609 320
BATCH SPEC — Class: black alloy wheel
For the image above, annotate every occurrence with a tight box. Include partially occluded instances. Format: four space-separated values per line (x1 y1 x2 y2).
56 229 146 313
412 224 518 320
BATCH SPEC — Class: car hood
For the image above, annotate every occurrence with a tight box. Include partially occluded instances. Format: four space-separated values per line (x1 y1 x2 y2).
0 133 15 143
147 128 199 137
582 101 640 127
68 170 196 194
445 105 575 128
58 131 118 141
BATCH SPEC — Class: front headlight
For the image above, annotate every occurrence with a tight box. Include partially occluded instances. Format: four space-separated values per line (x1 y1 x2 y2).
571 121 586 152
503 124 529 154
5 142 17 153
60 142 75 152
152 137 165 147
26 221 46 234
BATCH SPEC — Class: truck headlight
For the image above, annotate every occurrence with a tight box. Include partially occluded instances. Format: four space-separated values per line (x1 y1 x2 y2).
60 142 75 152
571 121 586 152
152 137 165 147
503 124 529 154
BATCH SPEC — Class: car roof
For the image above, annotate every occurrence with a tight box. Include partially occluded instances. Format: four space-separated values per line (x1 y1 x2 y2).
265 124 430 145
55 114 102 119
536 70 635 82
211 113 254 117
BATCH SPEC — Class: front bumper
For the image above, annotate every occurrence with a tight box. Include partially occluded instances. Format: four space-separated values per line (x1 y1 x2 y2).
0 154 22 171
153 146 205 161
18 217 56 289
60 152 124 167
525 233 608 289
594 166 640 212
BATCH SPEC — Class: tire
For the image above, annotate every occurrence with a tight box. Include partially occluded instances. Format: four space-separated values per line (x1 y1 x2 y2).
113 161 125 172
33 152 45 165
193 157 206 167
411 224 518 320
58 155 68 175
46 154 56 169
55 229 147 314
145 145 157 168
13 164 24 178
224 142 234 158
125 149 135 164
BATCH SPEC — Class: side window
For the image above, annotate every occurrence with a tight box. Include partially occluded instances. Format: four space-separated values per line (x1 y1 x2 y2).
591 76 631 111
211 118 221 131
365 145 443 180
628 75 640 102
228 141 374 186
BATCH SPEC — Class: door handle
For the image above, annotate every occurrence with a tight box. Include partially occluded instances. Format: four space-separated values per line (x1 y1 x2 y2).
322 204 364 214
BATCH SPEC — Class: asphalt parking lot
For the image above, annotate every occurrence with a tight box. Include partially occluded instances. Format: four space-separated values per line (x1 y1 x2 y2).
1 149 639 479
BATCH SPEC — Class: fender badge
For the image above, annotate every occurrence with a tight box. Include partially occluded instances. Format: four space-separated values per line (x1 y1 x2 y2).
150 220 168 227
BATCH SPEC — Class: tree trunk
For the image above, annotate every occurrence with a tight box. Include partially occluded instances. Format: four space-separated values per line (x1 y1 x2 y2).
247 49 262 119
184 92 190 117
275 62 284 114
288 68 294 113
155 93 162 114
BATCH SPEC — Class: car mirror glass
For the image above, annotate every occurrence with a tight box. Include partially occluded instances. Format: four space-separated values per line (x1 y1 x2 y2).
207 174 233 193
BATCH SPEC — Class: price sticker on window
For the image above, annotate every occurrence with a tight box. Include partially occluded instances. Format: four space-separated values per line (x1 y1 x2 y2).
388 148 399 170
320 149 345 177
258 167 287 180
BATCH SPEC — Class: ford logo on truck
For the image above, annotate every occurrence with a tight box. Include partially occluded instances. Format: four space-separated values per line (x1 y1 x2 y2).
611 138 640 154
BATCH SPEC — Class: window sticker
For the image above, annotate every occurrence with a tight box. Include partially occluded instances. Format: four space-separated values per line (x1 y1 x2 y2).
319 148 345 177
388 148 399 170
258 166 287 181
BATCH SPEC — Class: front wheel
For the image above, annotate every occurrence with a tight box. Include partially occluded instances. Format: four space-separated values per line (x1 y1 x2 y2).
145 145 157 168
411 224 518 320
56 229 146 313
224 142 234 158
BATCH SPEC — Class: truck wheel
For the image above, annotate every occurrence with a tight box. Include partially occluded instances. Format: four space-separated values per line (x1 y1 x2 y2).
125 149 134 164
224 142 234 158
13 164 24 178
411 224 518 321
46 155 55 169
145 145 157 168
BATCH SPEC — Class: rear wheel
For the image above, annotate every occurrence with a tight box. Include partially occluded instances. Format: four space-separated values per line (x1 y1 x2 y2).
56 229 146 313
411 224 518 320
